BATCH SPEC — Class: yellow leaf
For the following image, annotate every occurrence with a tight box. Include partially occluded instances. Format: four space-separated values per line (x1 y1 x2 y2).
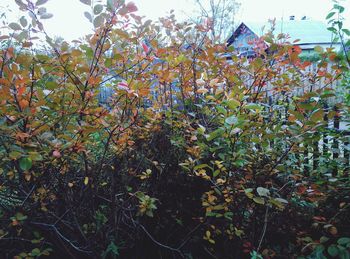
84 177 89 185
206 230 211 238
329 226 338 236
253 197 265 205
197 88 208 94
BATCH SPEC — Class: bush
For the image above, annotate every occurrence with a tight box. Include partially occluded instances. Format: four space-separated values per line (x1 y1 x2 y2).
0 0 349 258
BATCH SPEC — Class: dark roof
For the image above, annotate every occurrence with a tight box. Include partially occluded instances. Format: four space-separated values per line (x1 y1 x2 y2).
227 22 255 46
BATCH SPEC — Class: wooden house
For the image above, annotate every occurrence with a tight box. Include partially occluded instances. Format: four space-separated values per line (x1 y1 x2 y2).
227 17 341 57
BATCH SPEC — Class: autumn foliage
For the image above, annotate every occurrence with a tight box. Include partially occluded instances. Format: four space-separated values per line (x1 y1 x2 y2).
0 0 349 258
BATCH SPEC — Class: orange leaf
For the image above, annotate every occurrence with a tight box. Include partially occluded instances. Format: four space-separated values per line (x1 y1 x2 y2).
16 132 30 141
17 86 26 96
19 99 29 109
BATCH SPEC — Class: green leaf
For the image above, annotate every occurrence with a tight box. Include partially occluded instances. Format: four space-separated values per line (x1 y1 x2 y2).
79 0 91 5
339 250 350 259
274 198 288 204
194 164 211 170
104 58 112 68
216 105 227 114
102 241 119 259
227 99 240 109
326 12 336 20
9 23 22 31
19 157 32 171
269 198 283 209
107 0 115 10
206 211 217 217
94 4 103 15
197 124 206 134
328 27 338 34
314 46 324 53
253 197 265 205
245 188 253 193
40 13 53 19
36 0 48 5
16 212 27 221
320 236 329 243
206 128 224 141
107 0 123 11
45 81 57 90
28 152 43 161
310 109 323 123
245 103 263 111
338 237 350 245
84 12 92 23
342 29 350 36
299 102 314 110
264 36 273 44
334 4 345 13
35 0 48 6
9 151 22 160
93 15 104 28
213 170 220 177
31 248 41 256
114 29 129 39
328 245 339 257
20 16 27 27
225 115 237 125
257 187 270 197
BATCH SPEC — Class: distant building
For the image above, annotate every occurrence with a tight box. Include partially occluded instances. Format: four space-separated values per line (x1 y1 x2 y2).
227 17 341 57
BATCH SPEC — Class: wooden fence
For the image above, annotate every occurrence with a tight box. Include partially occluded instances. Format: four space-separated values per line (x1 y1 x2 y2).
267 96 349 176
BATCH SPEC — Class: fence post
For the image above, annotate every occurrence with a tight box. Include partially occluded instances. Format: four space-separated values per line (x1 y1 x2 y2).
344 131 350 177
303 141 309 175
284 97 289 125
323 103 329 158
313 135 319 172
332 106 340 176
268 96 274 150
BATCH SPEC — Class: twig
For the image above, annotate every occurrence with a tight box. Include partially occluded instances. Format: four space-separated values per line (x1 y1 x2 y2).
257 206 269 252
139 224 184 257
54 209 70 226
203 246 219 259
0 237 52 246
301 242 318 253
31 222 92 254
177 223 203 249
21 185 36 206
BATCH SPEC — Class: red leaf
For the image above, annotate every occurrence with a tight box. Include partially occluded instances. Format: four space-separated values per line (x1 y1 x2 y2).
126 2 138 12
53 150 61 158
297 185 307 194
17 86 26 96
141 42 149 53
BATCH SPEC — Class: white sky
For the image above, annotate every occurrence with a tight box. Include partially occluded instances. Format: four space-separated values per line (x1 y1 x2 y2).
1 0 349 41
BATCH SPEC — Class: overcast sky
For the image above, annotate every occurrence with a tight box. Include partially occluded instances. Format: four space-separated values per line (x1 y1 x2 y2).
1 0 349 41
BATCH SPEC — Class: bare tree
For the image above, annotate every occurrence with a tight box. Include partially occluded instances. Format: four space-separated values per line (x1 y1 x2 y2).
192 0 240 43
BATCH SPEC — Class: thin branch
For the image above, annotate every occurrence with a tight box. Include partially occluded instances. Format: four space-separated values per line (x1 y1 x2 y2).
139 224 184 257
257 206 269 252
31 222 92 254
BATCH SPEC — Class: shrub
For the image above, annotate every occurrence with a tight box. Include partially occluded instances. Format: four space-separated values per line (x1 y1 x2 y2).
0 0 349 258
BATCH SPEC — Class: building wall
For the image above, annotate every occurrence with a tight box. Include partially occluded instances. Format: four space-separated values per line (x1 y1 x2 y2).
231 29 259 54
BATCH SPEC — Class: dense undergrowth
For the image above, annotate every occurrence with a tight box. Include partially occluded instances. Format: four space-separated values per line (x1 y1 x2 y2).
0 0 349 258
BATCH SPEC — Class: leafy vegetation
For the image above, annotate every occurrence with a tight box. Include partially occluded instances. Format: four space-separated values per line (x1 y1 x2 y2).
0 0 349 258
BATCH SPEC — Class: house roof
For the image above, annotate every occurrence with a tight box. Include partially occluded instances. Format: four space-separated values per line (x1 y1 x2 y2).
227 20 335 46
